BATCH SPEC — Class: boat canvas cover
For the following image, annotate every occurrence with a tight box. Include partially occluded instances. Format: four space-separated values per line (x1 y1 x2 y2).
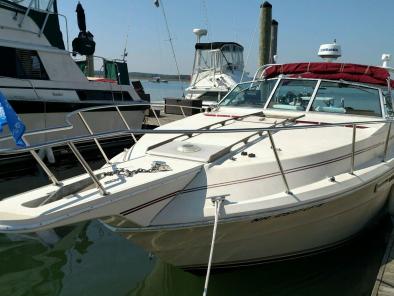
195 42 244 50
263 62 394 87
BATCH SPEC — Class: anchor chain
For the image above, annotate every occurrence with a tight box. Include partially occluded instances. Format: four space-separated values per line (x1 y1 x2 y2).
100 161 172 178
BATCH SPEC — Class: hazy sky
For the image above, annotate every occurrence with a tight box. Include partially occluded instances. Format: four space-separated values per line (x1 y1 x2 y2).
58 0 394 75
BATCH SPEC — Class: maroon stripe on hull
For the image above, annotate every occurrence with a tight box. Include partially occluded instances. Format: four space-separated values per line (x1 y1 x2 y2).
120 141 383 216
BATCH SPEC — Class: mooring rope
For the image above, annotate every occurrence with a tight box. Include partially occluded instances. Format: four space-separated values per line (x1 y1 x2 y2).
203 196 224 296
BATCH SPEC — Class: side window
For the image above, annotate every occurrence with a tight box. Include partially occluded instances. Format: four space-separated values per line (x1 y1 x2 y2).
267 79 317 111
311 82 382 117
16 49 49 80
383 92 394 117
0 46 49 80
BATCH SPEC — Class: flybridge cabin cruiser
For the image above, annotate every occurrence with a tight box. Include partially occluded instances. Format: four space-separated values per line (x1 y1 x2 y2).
0 0 145 148
185 37 248 103
2 61 394 271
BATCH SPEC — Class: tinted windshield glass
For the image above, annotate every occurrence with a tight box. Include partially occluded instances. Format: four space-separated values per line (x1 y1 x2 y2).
219 79 277 107
311 81 382 117
267 79 317 111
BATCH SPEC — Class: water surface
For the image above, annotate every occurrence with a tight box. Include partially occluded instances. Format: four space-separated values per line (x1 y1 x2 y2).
0 152 390 296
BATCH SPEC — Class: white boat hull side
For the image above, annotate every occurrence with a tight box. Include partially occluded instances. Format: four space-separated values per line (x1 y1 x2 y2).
115 177 389 269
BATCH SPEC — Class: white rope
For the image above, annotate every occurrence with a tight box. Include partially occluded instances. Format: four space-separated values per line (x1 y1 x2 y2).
202 197 223 296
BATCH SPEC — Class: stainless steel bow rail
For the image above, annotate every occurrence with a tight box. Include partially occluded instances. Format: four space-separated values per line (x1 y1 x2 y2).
0 102 393 197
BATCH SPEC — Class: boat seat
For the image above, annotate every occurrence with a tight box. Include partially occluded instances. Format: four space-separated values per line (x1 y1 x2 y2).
315 106 346 113
272 104 304 111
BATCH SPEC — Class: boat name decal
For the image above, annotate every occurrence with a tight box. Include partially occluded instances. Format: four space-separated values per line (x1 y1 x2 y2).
250 203 324 223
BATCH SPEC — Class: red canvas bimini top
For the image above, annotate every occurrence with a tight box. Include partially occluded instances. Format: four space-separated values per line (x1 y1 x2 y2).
262 62 394 88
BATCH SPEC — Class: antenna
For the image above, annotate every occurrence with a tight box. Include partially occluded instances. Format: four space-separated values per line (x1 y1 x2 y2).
121 30 129 62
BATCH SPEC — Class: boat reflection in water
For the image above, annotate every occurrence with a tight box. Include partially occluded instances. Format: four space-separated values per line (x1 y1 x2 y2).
0 162 390 295
0 220 156 296
0 216 390 296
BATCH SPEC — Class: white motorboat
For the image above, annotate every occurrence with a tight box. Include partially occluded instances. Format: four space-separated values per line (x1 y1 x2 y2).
0 0 146 148
185 29 250 104
1 60 394 271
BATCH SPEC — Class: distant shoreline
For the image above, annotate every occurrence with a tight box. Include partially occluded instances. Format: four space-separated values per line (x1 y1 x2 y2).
129 72 190 82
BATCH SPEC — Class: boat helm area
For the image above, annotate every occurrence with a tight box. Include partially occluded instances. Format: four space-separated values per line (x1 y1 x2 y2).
219 77 393 118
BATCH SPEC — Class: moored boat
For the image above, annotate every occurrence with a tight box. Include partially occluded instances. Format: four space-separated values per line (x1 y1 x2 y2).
1 59 394 270
0 0 146 149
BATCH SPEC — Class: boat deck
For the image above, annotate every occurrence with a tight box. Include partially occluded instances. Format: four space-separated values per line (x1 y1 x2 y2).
372 219 394 295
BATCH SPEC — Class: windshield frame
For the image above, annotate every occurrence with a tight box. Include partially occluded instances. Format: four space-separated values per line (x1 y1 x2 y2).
218 77 385 118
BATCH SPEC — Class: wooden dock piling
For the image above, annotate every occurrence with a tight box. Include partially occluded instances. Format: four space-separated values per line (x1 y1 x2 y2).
372 219 394 295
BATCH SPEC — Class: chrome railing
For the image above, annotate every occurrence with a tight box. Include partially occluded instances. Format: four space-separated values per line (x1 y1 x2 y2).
0 102 203 187
252 64 277 82
0 102 392 197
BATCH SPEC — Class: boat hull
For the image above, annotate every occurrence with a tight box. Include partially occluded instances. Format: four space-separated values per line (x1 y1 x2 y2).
110 175 390 269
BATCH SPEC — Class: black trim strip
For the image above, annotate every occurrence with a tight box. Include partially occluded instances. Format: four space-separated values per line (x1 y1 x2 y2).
8 100 147 114
0 85 79 91
0 85 135 93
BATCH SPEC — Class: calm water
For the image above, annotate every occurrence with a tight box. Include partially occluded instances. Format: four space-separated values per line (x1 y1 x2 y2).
0 146 391 296
141 80 187 102
0 82 391 295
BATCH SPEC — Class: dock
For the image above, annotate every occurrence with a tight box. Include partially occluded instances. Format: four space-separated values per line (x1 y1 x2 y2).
144 106 193 127
372 220 394 295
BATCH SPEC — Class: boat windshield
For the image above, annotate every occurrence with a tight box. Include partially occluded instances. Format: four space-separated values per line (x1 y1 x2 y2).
265 78 382 117
267 79 318 111
10 0 55 12
310 81 382 117
219 79 278 107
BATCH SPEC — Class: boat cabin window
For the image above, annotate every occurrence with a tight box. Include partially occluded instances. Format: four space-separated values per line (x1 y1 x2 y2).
267 79 317 111
310 81 382 117
219 79 277 107
76 90 133 101
0 46 49 80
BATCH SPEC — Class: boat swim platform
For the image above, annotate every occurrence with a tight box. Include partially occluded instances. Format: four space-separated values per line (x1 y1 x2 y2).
372 219 394 296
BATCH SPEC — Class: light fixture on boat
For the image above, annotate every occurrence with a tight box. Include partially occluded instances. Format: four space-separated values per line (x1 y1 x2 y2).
318 40 341 62
177 143 201 153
